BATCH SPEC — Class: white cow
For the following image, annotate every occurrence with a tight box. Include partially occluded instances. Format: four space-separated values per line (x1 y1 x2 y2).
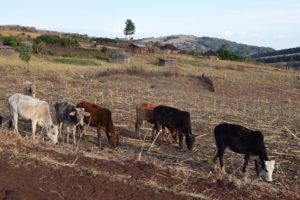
8 94 58 144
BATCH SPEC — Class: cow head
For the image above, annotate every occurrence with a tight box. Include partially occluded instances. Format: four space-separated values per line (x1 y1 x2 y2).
262 160 275 182
45 125 59 144
69 108 90 126
107 131 120 148
185 133 195 151
28 84 37 98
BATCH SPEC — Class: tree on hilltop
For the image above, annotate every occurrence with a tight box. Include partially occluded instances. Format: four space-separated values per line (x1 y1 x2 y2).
123 19 135 40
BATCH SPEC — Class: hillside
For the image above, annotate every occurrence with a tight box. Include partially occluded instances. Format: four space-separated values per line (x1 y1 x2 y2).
252 46 300 69
140 34 275 57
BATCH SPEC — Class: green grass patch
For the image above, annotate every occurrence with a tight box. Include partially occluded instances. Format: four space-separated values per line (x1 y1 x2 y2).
52 58 100 66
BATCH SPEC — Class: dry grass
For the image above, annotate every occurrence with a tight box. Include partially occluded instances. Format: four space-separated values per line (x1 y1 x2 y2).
0 52 300 199
0 30 41 38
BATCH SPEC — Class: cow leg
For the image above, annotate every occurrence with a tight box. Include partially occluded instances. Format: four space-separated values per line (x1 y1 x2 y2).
243 154 250 173
31 120 37 141
213 148 218 163
97 125 103 150
216 148 226 174
151 123 159 141
163 126 172 144
59 122 64 143
134 119 141 139
13 113 20 135
254 160 260 176
66 126 70 144
72 126 76 145
179 131 184 149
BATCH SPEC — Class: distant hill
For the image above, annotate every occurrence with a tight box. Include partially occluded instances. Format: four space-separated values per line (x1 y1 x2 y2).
140 34 275 57
253 47 300 69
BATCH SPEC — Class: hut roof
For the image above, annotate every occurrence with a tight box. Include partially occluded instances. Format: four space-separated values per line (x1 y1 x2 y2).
204 50 218 56
130 43 146 48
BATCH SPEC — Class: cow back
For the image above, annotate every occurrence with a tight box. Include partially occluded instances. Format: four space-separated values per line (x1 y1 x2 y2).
137 102 158 123
214 123 267 156
77 101 113 130
153 105 192 134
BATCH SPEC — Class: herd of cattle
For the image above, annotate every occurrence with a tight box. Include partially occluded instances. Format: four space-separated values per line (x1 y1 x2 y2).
0 83 275 182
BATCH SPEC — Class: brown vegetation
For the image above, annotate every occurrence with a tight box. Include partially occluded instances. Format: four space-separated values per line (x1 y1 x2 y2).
0 51 299 199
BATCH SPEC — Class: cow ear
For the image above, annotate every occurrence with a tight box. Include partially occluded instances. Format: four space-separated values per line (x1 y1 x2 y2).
69 111 76 116
84 112 90 117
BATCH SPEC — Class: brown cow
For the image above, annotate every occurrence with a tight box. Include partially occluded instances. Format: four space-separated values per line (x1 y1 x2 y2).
76 101 119 149
24 83 37 98
135 102 158 139
135 102 179 143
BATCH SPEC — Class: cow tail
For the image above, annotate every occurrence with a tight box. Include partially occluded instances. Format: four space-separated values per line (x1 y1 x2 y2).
7 99 13 129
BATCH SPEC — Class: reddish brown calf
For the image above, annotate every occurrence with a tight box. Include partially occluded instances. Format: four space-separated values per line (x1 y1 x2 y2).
76 101 119 149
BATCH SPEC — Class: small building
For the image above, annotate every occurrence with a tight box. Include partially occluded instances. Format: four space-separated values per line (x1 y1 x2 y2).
158 58 177 67
203 50 219 60
159 44 179 54
128 43 149 54
109 50 131 64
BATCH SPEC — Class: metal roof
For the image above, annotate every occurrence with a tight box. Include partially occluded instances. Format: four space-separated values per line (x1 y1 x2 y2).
131 43 146 48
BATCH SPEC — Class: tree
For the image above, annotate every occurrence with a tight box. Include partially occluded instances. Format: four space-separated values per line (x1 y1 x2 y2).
19 42 33 67
123 19 135 40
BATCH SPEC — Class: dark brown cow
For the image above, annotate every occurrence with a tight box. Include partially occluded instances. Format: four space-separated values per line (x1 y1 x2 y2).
76 101 119 149
135 102 179 143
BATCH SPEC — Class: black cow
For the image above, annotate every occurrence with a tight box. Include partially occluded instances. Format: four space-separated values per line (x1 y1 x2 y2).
152 105 195 151
213 123 275 181
54 100 90 144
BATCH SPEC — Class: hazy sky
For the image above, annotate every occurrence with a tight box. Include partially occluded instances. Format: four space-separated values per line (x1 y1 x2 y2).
1 0 299 50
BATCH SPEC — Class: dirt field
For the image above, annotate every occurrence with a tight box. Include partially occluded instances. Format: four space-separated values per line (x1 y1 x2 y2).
0 54 300 199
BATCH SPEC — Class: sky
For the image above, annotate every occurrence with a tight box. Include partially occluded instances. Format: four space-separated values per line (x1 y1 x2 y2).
0 0 299 50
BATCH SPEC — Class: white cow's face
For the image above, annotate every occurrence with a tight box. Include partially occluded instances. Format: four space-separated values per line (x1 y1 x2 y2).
262 160 275 181
73 108 90 126
46 125 59 144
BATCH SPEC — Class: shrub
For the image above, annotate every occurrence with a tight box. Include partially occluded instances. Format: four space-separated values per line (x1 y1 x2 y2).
19 42 33 65
217 47 244 61
3 36 18 47
32 42 44 54
34 34 79 48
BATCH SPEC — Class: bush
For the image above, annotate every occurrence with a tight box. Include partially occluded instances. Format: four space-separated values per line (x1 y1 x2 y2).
32 43 44 54
217 47 244 61
34 34 79 48
3 36 18 47
19 42 33 65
